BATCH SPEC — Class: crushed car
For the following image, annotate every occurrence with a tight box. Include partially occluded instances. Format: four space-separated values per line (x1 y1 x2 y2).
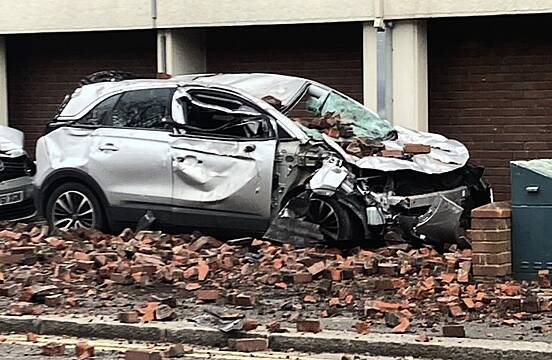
0 125 37 222
34 72 490 247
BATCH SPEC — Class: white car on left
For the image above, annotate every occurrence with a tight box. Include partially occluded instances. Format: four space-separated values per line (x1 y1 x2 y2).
0 125 36 222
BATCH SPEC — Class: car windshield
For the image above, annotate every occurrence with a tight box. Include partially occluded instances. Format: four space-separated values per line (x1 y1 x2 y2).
288 84 394 140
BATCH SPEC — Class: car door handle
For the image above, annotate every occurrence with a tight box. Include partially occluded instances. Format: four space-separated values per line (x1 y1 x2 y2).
175 156 203 164
98 143 119 152
244 144 256 153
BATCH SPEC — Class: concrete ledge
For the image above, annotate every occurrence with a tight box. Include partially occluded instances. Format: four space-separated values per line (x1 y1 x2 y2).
0 315 550 360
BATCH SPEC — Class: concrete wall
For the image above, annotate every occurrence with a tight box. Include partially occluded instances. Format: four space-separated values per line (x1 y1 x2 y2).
0 0 152 34
2 0 552 33
158 29 206 76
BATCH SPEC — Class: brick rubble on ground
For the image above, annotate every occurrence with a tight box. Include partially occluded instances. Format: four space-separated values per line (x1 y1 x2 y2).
0 220 551 337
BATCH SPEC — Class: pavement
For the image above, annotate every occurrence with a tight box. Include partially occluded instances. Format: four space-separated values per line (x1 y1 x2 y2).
0 333 424 360
0 315 550 360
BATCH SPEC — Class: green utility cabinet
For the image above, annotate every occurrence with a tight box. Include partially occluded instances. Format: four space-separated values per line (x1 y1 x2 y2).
511 159 552 279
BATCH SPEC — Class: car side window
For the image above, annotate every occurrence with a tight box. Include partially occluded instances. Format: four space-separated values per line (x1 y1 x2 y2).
110 88 173 129
179 91 275 139
77 94 121 126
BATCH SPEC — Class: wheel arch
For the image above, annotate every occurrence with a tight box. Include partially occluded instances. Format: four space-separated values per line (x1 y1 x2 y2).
38 168 109 217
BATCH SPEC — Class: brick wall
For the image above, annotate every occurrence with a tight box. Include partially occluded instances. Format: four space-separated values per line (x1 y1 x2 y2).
206 23 363 102
7 30 157 154
429 15 552 200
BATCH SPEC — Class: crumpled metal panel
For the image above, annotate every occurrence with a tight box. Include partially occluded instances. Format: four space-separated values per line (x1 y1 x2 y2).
170 137 276 217
0 125 25 158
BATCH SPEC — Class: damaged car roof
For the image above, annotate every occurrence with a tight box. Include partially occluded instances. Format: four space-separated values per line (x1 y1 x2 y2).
58 73 308 119
56 73 469 175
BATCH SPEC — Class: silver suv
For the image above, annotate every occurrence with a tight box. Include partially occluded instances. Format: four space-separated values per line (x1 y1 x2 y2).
0 125 36 222
35 73 489 245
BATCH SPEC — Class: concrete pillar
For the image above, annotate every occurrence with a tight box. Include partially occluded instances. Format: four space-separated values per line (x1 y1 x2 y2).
0 36 8 126
362 23 378 112
157 29 206 76
391 20 428 131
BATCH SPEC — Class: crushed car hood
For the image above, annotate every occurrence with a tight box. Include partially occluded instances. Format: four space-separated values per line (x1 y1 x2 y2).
323 125 469 174
0 125 25 157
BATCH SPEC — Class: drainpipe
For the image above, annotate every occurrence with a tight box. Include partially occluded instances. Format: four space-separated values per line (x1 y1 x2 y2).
373 0 393 122
151 0 157 28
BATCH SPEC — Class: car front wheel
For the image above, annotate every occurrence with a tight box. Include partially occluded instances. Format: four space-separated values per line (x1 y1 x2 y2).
46 182 105 232
305 196 354 243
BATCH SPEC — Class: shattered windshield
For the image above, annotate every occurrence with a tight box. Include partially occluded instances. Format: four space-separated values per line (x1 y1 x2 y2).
289 85 394 141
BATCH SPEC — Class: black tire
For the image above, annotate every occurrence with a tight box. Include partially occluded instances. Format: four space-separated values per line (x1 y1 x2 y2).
305 196 354 244
45 182 106 232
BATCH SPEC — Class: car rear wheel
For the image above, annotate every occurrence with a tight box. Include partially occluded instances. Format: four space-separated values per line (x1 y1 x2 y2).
46 182 105 231
305 197 353 243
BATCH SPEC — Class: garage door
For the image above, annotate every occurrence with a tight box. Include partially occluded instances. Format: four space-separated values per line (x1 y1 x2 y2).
206 23 363 103
7 30 157 153
429 16 552 201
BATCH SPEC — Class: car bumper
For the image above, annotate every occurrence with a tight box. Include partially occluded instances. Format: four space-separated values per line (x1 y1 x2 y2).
0 176 37 222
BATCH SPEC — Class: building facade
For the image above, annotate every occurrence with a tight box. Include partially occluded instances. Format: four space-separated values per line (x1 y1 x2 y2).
2 0 552 200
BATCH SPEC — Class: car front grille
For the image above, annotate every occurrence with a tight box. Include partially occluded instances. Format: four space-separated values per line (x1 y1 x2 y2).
0 199 36 221
0 156 28 182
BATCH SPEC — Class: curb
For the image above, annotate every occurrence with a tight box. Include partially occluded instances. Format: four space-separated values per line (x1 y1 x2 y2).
0 315 550 360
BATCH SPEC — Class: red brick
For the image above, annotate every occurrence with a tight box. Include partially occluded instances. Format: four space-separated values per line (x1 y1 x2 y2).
41 343 65 356
196 290 219 302
442 324 465 337
473 264 511 277
242 318 259 331
75 341 94 359
292 273 313 284
472 252 511 265
296 319 322 333
467 229 511 242
125 349 162 360
164 344 192 358
471 218 511 230
471 241 511 253
228 338 268 352
307 261 326 276
392 318 410 333
471 202 511 219
26 332 38 342
44 294 63 307
403 143 431 154
119 311 140 324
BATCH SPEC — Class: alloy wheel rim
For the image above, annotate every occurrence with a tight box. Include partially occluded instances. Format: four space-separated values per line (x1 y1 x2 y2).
306 198 340 241
52 190 96 231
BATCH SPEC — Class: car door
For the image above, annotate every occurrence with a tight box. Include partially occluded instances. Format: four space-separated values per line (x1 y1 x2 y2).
83 88 175 210
169 88 277 223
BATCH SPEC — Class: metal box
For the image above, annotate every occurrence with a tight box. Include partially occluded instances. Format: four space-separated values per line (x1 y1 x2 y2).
511 159 552 279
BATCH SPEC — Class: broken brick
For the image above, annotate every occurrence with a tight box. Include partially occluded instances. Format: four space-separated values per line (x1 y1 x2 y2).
125 349 162 360
292 273 313 284
296 319 322 333
26 332 38 342
242 318 259 331
442 324 465 337
197 290 219 302
228 338 268 352
354 321 370 334
75 341 94 359
164 344 192 358
119 311 140 324
41 343 65 356
392 318 410 333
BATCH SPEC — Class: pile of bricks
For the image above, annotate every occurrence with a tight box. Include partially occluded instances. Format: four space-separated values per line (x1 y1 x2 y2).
468 202 512 278
0 218 550 337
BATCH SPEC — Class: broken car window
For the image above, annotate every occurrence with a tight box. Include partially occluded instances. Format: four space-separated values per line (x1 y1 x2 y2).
77 94 121 126
290 85 394 140
179 91 273 139
110 88 173 129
